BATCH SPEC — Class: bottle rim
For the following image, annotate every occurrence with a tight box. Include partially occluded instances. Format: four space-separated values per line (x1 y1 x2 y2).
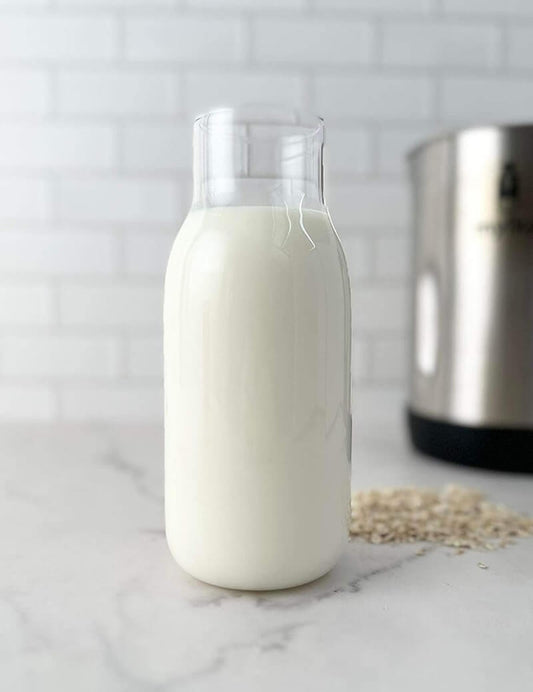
194 105 324 141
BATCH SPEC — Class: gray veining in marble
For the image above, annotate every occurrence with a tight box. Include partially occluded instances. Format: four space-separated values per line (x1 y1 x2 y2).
1 422 532 691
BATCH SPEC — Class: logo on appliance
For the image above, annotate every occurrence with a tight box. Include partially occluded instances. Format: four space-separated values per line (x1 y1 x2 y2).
499 162 519 202
478 162 533 234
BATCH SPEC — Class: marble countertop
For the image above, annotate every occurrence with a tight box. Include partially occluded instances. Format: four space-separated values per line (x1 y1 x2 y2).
2 422 532 692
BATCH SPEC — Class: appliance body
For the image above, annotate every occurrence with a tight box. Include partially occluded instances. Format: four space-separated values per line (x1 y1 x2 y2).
408 124 533 472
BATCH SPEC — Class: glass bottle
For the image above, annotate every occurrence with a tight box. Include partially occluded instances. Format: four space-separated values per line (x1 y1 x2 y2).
164 106 351 590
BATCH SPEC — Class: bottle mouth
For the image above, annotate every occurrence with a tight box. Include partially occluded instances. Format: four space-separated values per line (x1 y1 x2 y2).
194 105 324 141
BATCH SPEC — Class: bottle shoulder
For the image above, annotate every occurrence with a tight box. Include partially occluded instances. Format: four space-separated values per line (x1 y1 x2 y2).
166 205 347 277
175 206 340 243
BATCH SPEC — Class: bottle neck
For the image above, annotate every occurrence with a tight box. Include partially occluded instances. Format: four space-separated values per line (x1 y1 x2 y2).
191 109 325 211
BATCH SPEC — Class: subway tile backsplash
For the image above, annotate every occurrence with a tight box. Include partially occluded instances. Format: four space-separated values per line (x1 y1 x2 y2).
0 0 528 423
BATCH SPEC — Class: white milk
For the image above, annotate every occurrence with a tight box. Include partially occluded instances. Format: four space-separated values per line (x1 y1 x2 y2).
164 205 351 590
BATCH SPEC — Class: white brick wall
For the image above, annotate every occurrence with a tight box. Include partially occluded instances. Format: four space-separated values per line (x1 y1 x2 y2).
0 68 49 114
57 69 179 116
315 74 433 121
121 125 190 172
124 233 175 275
0 335 119 378
508 28 533 69
382 22 501 68
185 70 305 115
56 178 180 222
353 286 408 333
124 16 245 63
0 283 52 325
0 14 117 61
372 336 408 382
252 19 374 65
0 124 115 169
127 335 163 377
442 77 533 121
59 283 163 327
189 0 305 8
326 127 371 176
329 182 409 228
0 386 56 422
0 0 530 423
377 126 436 175
315 0 434 9
0 232 117 274
60 385 162 422
442 0 533 14
0 178 50 220
375 233 410 279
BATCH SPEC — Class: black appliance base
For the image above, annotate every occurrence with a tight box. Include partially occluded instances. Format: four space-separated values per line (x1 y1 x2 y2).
407 408 533 473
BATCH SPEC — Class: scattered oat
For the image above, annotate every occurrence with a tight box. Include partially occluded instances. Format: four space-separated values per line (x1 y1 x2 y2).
350 484 533 552
477 562 488 570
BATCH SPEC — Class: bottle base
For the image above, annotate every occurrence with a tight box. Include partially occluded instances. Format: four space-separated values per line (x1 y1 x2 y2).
167 540 342 591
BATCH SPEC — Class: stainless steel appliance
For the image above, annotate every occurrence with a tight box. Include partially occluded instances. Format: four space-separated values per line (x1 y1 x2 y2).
408 124 533 472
